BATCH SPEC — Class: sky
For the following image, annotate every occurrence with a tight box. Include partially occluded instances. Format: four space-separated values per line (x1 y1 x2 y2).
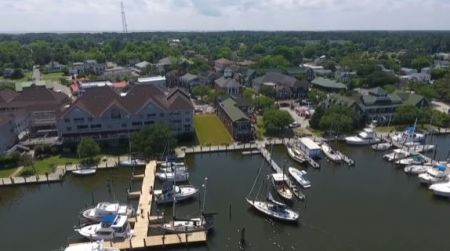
0 0 450 32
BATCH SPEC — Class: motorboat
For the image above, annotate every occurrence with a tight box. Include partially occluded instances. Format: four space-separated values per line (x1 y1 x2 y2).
383 149 410 162
75 214 133 240
159 165 187 173
270 173 293 201
161 213 215 233
288 167 311 188
429 181 450 198
321 143 342 163
159 161 185 168
371 142 392 151
286 145 306 164
119 159 146 167
156 171 189 182
403 144 435 153
154 184 198 204
64 241 118 251
81 202 134 222
418 164 448 185
404 165 431 175
246 194 299 222
344 127 380 145
395 155 428 166
72 166 97 176
391 126 425 143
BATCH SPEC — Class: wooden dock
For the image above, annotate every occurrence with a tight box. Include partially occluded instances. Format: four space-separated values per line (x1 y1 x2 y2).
68 160 208 250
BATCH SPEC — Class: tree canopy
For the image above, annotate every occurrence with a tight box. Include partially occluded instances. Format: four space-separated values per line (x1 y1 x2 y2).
77 137 101 163
263 109 293 135
131 123 176 159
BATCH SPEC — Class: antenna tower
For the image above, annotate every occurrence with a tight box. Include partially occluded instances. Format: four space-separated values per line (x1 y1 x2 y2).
121 1 128 33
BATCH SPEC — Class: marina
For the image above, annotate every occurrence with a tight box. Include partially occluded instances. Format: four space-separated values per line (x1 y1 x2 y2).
1 135 450 250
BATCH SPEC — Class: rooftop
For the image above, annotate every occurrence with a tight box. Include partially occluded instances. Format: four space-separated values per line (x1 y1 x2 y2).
311 77 347 90
219 98 249 122
138 76 166 83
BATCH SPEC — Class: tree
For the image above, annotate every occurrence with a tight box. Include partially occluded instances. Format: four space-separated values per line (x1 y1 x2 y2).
411 55 432 71
394 105 422 125
307 89 327 105
191 85 210 101
257 55 290 69
263 109 293 135
131 123 176 159
77 138 101 163
260 85 276 98
310 105 361 134
254 95 274 111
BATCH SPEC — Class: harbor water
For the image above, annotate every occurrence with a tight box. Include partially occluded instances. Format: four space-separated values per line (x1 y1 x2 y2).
1 135 450 251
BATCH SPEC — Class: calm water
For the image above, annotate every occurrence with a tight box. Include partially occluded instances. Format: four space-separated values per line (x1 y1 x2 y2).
1 136 450 251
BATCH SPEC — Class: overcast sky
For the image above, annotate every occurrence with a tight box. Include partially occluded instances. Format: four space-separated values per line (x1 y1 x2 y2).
1 0 450 32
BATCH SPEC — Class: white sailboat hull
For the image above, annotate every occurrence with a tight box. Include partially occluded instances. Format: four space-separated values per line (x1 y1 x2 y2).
72 168 96 175
246 198 298 222
286 146 305 164
321 143 342 162
119 159 146 167
429 182 450 198
154 185 198 204
156 172 189 182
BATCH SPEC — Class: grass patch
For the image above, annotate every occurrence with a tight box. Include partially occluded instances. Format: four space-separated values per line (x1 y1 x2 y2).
20 155 81 176
42 72 65 81
374 126 397 133
0 168 17 178
194 114 234 145
256 115 265 139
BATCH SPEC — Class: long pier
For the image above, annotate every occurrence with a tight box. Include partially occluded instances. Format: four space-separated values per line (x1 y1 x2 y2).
69 161 207 250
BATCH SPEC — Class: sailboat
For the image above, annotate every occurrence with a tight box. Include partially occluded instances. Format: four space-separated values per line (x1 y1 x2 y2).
154 170 198 205
161 177 215 233
321 142 342 163
269 173 293 201
246 158 299 222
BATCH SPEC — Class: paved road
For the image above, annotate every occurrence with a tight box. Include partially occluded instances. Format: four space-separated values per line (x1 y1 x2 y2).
432 101 450 114
280 107 310 128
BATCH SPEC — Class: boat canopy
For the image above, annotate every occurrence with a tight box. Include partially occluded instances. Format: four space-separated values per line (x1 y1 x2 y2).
101 214 118 225
436 164 447 171
406 126 416 134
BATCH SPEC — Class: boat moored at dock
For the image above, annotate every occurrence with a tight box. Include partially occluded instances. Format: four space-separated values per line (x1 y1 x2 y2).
119 159 146 167
75 214 133 240
345 126 380 145
321 143 342 162
383 149 410 162
81 202 134 222
64 241 118 251
429 181 450 198
154 184 198 204
288 167 311 188
246 194 299 222
270 173 294 201
418 164 448 185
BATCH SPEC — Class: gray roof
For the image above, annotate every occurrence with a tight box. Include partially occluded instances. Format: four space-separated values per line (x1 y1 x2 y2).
219 98 248 122
215 77 240 89
311 77 346 90
253 72 308 89
135 61 151 69
180 73 199 82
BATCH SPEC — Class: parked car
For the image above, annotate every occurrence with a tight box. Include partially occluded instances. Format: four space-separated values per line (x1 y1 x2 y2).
289 122 301 128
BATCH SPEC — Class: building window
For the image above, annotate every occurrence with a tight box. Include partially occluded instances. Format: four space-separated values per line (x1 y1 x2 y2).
77 125 88 130
132 121 142 126
144 121 154 125
159 113 165 117
147 113 156 118
88 117 93 122
90 124 102 129
122 123 127 128
64 119 70 123
66 127 71 131
111 109 121 119
74 117 84 123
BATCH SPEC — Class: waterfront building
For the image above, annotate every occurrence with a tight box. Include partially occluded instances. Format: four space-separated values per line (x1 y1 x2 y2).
57 85 194 142
252 72 309 99
325 87 429 123
217 97 253 142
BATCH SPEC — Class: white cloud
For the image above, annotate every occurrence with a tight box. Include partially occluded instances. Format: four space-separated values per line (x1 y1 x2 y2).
0 0 449 31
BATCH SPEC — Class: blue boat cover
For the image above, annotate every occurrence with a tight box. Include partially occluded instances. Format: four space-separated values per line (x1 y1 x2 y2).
406 127 416 134
101 214 118 224
436 164 446 171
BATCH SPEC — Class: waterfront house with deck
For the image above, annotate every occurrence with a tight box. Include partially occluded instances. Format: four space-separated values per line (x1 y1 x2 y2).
57 85 194 142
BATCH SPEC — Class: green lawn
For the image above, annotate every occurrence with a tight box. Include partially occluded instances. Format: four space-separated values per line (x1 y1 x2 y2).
0 168 17 178
20 155 81 176
256 115 265 139
194 114 234 145
42 72 65 81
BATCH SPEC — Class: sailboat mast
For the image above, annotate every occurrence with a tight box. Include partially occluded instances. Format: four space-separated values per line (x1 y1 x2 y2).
202 177 208 213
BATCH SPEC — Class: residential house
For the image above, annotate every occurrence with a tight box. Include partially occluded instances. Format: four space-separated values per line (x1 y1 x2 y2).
179 73 202 89
217 98 253 141
252 72 309 99
243 69 256 86
214 58 233 72
335 70 357 84
45 61 66 73
101 66 133 81
311 77 347 92
15 80 53 92
215 77 240 96
325 87 429 123
301 63 333 81
57 85 194 142
68 60 106 76
0 86 70 137
133 61 151 75
0 116 17 153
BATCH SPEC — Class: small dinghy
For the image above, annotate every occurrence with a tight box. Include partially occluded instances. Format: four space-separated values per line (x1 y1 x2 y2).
75 214 133 241
372 143 392 151
154 183 198 204
321 143 342 163
288 167 311 188
72 166 96 176
246 193 299 222
81 202 134 222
